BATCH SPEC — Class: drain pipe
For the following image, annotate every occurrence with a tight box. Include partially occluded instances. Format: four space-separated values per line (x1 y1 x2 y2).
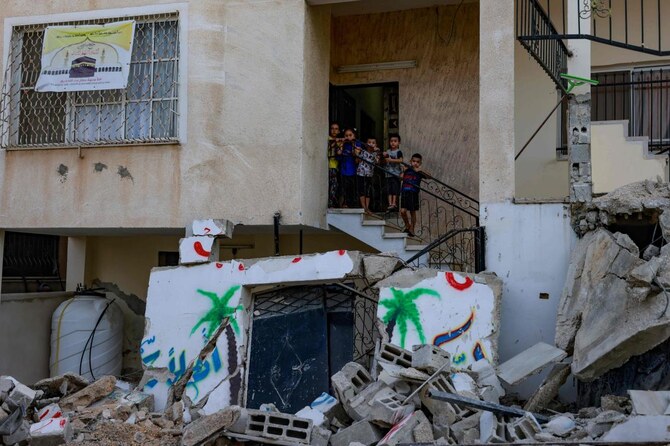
273 212 281 256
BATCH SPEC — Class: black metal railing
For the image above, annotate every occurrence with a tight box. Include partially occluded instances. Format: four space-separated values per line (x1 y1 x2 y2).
518 0 670 57
2 231 64 293
328 149 483 273
557 68 670 154
517 0 570 92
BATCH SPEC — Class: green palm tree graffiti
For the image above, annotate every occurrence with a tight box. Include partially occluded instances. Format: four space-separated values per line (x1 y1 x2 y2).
379 287 441 348
191 285 243 339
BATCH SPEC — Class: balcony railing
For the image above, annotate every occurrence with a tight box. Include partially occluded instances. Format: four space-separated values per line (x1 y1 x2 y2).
556 68 670 154
328 149 483 272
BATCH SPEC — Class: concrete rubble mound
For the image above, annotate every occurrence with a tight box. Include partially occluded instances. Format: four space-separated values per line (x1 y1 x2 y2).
4 342 667 445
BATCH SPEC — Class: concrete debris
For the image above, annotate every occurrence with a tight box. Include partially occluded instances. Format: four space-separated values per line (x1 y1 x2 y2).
628 390 670 415
601 415 670 442
60 375 116 411
496 342 567 386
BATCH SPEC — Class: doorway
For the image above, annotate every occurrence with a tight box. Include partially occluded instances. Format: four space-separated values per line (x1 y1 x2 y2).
245 284 378 413
329 82 399 150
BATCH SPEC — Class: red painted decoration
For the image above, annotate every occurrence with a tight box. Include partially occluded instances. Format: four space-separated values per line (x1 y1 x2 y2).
215 263 223 269
193 241 211 257
238 263 245 271
445 272 474 291
204 227 211 234
292 257 302 263
338 249 346 255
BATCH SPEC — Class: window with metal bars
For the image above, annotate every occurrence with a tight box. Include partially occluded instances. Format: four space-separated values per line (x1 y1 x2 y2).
1 14 179 149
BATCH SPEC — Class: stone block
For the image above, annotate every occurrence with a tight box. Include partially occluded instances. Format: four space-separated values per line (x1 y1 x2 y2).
331 362 373 405
506 413 541 441
36 404 63 423
3 419 29 445
570 144 590 163
331 420 383 446
0 377 15 402
310 425 331 446
377 343 412 368
363 254 402 283
227 409 312 444
411 344 450 374
179 236 219 264
190 219 234 238
572 183 592 203
60 376 116 411
30 416 72 446
6 382 36 410
496 342 567 386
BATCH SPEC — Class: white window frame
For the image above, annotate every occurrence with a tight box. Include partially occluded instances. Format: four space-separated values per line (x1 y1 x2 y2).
1 3 188 149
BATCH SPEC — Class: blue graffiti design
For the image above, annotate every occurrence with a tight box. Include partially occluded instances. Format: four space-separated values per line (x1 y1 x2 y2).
433 310 475 347
473 342 486 361
453 353 467 365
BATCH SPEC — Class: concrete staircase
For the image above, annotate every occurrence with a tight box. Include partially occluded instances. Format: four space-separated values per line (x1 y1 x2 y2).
327 209 428 262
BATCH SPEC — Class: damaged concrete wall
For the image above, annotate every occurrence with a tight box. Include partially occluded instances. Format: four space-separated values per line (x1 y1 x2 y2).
376 269 501 368
140 250 363 413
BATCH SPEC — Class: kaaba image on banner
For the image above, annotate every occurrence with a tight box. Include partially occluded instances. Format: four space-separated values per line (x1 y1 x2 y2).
69 56 97 78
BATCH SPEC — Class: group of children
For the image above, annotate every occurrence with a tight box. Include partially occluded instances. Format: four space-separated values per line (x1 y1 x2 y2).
327 122 428 237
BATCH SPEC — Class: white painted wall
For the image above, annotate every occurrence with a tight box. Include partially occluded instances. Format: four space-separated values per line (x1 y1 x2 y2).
482 202 577 397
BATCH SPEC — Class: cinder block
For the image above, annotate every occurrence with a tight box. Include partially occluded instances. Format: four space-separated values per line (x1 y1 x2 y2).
378 343 412 368
378 411 428 446
451 412 481 443
330 420 383 446
344 381 389 421
331 362 373 404
420 374 475 423
412 344 450 374
479 411 506 443
228 409 312 444
6 382 36 410
506 412 541 441
368 391 415 427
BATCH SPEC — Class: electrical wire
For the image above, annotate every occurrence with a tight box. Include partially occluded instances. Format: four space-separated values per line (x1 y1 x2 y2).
437 0 465 46
79 299 113 381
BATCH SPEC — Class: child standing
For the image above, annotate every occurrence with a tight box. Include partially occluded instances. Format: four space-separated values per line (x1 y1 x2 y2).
383 134 404 212
327 122 342 208
338 128 362 208
357 137 380 214
400 153 429 237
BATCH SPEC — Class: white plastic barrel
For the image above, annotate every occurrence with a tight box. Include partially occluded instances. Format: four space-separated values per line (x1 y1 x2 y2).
50 294 123 381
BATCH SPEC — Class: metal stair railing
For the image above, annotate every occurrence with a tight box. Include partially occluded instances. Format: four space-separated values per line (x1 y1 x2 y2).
328 148 484 272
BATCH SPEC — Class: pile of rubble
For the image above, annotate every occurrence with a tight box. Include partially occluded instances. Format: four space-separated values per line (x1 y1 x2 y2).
3 342 670 445
0 373 180 446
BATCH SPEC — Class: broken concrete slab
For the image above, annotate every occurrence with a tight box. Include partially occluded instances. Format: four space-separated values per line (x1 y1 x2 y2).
330 420 383 446
362 254 403 283
190 219 234 238
496 342 567 386
2 419 29 445
30 416 72 446
141 250 362 411
34 374 89 399
179 236 219 265
376 269 502 369
554 227 670 380
628 390 670 415
181 406 241 446
470 359 505 403
523 361 571 412
59 376 116 411
6 382 37 411
601 415 670 442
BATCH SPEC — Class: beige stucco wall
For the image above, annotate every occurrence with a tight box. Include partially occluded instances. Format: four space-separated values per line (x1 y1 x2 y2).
591 120 668 194
0 0 331 231
84 231 374 300
514 41 569 201
330 4 480 198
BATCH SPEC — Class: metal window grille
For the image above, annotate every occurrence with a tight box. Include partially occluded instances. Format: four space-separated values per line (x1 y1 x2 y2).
0 13 179 149
253 285 379 369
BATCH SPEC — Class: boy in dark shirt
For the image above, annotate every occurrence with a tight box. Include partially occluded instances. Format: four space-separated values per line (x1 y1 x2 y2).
400 153 429 237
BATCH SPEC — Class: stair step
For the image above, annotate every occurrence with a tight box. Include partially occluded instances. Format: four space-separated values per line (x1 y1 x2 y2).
405 244 428 251
383 232 408 239
328 208 365 214
361 219 386 226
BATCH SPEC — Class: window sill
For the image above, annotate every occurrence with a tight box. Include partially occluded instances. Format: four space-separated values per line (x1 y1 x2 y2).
4 140 181 151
